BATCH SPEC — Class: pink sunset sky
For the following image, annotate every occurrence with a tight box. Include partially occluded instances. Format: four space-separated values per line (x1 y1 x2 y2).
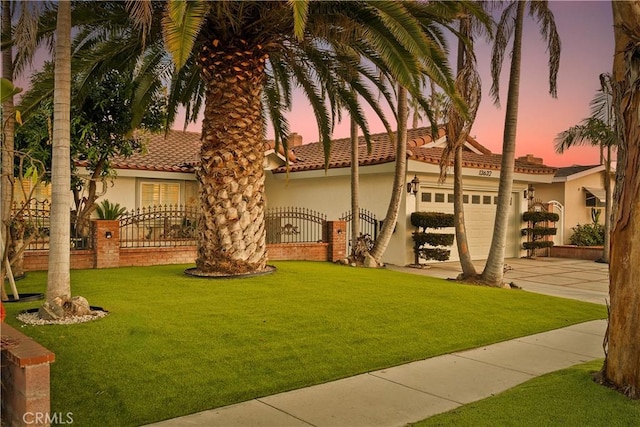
182 1 614 168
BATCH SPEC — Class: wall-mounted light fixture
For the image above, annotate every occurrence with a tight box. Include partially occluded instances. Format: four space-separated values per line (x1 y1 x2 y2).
407 175 420 195
527 184 535 202
105 231 112 239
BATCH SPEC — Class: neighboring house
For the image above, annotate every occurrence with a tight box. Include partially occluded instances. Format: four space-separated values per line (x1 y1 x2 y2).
38 127 557 266
535 164 614 245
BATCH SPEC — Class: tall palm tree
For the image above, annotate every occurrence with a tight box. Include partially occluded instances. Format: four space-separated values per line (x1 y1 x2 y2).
601 0 640 400
439 13 485 279
43 0 72 313
482 1 560 287
1 0 17 300
130 1 463 276
554 74 616 263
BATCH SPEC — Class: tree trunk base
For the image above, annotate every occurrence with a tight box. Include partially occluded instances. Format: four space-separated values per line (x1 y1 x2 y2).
185 265 276 279
38 296 93 320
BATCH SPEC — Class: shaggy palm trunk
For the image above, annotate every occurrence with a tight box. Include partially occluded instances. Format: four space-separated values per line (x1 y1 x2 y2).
482 2 524 287
195 41 268 275
602 0 640 399
370 85 407 264
45 0 72 303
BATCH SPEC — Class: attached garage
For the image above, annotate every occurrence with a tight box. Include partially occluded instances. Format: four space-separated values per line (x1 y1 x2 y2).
417 186 521 262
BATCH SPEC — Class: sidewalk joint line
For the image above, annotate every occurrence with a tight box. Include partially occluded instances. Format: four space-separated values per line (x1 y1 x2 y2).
255 398 318 427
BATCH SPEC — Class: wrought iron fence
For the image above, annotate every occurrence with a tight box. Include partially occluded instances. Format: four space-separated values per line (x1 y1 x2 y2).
11 199 92 250
265 207 327 243
119 204 198 248
340 208 379 252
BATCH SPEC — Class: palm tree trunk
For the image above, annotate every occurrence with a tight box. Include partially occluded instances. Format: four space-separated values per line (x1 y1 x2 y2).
454 144 477 277
482 1 525 287
1 0 15 300
195 65 268 275
602 144 611 263
350 115 360 259
602 0 640 399
45 0 72 303
370 85 408 264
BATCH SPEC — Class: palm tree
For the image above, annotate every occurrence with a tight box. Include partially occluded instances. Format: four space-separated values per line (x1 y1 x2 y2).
554 74 616 263
1 0 17 300
481 1 560 287
601 0 640 400
439 13 486 279
129 1 463 276
42 0 72 316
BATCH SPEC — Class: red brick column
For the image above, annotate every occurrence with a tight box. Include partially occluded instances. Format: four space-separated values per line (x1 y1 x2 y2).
92 220 120 268
1 324 55 427
326 220 347 262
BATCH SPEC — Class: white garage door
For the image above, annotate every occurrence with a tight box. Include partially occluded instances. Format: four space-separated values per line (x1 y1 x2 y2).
417 188 519 262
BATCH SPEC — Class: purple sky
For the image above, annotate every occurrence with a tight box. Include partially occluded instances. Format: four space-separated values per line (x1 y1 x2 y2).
14 1 614 168
255 1 614 168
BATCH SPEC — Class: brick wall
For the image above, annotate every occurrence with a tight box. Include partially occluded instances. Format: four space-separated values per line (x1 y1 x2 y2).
1 324 55 427
21 219 348 271
549 245 604 260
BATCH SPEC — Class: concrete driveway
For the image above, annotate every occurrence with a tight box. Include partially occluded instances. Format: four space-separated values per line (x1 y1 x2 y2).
387 257 610 305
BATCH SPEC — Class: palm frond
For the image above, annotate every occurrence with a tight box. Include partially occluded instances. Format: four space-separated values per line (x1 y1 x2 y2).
162 0 208 70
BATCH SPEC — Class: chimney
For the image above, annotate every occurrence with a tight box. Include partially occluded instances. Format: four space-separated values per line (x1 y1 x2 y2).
287 132 303 147
517 154 543 165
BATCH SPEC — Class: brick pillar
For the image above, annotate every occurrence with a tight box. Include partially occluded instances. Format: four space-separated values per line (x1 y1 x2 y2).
326 220 347 262
92 220 120 268
1 324 55 427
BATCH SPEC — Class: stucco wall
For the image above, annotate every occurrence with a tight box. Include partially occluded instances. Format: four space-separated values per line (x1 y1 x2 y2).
536 170 611 244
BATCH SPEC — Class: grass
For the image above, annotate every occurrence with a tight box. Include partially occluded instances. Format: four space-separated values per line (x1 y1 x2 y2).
413 360 640 427
3 261 606 426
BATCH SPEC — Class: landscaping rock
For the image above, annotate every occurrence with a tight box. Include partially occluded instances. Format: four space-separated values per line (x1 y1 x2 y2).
69 296 92 316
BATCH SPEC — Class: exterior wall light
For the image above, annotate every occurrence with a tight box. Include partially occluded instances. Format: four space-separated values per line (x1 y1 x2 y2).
407 175 420 195
105 231 112 239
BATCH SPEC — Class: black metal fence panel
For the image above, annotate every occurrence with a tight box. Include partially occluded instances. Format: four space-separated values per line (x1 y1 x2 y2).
119 204 198 248
11 200 92 250
265 207 327 243
340 208 379 253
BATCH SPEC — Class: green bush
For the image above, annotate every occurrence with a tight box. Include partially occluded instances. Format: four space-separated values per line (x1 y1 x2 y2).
521 227 558 237
411 212 454 231
523 241 554 250
418 248 451 262
522 211 560 223
412 232 455 247
96 200 127 220
569 223 604 246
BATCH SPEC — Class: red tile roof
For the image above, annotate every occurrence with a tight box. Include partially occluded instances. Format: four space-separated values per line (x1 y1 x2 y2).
94 127 555 176
275 126 556 175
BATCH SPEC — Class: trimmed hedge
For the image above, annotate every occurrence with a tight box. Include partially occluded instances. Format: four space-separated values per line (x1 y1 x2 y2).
521 227 558 237
411 212 454 231
412 232 455 247
418 248 451 262
522 211 559 223
411 211 455 263
523 241 555 250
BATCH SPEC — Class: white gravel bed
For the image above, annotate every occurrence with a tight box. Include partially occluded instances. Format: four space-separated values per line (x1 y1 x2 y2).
16 310 109 326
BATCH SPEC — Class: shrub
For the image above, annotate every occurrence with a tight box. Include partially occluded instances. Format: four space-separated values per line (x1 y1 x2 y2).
410 212 454 231
96 200 127 220
522 211 560 223
569 223 604 246
411 212 454 263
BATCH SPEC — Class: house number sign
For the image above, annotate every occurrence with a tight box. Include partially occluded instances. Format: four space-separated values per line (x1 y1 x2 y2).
478 170 492 177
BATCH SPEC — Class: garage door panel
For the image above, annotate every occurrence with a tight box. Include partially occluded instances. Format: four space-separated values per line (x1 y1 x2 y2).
418 189 518 262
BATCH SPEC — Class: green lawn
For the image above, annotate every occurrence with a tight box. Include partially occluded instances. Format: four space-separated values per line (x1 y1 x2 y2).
3 261 606 426
413 360 640 427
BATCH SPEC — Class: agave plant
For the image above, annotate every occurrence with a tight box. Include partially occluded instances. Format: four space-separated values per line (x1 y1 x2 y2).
95 200 127 220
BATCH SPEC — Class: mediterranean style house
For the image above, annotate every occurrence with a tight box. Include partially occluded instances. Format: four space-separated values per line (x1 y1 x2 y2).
28 127 558 266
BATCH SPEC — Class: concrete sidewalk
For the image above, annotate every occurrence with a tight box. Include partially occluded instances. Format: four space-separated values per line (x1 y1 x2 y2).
149 258 609 427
